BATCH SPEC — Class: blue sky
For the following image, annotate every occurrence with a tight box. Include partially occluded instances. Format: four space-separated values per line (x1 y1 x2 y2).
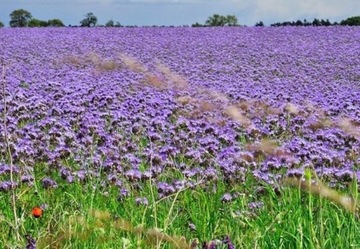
1 0 359 26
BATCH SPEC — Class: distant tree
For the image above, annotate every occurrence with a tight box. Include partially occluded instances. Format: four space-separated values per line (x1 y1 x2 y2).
226 15 238 26
0 21 4 27
105 20 121 27
205 14 227 26
192 22 203 27
255 21 264 27
47 19 65 27
270 17 338 27
295 20 303 26
9 9 32 27
320 19 331 26
106 20 114 27
312 18 321 26
270 22 280 27
114 21 122 27
303 19 312 26
340 16 360 26
80 12 97 27
28 18 48 27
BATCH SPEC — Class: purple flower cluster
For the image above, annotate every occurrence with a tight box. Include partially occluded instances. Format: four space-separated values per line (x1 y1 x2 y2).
0 27 359 195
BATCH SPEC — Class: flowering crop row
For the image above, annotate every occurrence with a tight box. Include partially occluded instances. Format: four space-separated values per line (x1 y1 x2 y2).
0 27 359 196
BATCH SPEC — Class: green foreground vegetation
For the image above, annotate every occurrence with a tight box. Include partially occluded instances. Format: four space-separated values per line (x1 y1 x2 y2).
1 162 360 248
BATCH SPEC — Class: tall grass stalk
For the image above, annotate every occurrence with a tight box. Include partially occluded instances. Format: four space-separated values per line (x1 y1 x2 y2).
1 60 20 241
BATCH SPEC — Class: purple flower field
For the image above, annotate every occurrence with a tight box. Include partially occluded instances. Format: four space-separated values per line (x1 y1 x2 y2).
0 27 359 194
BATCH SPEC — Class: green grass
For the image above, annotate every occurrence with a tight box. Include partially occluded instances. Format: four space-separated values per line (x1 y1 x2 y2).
1 162 360 248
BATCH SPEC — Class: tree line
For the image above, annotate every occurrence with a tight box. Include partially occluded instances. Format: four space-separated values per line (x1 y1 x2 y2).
1 9 360 28
4 9 65 27
196 14 360 27
267 16 360 27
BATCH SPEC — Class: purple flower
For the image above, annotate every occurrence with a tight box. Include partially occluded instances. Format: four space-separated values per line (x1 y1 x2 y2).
107 174 118 182
0 181 17 192
25 234 36 249
142 170 153 180
173 180 186 191
66 175 74 183
21 174 34 184
157 182 176 198
202 240 222 249
60 168 71 179
118 188 129 201
135 197 149 206
75 170 87 181
221 193 233 203
223 235 235 249
124 169 142 182
248 201 264 210
149 132 162 142
0 164 20 175
41 178 58 189
40 203 49 210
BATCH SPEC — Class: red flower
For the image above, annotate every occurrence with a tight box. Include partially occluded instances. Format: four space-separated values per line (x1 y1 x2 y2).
32 207 43 218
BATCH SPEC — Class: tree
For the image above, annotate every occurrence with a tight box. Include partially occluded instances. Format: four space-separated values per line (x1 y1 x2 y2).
0 21 4 27
106 20 114 27
106 20 121 27
205 14 227 26
340 16 360 26
192 22 203 27
28 18 48 27
312 18 321 26
9 9 32 27
205 14 239 26
320 19 331 26
303 19 311 26
80 12 97 27
47 19 65 27
255 21 264 27
295 20 303 26
226 15 238 26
